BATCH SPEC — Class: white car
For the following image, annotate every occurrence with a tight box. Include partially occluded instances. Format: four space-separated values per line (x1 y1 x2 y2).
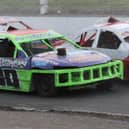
74 17 129 80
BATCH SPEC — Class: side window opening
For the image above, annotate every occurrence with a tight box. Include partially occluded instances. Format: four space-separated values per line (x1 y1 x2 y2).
0 39 15 57
16 50 26 58
97 31 121 49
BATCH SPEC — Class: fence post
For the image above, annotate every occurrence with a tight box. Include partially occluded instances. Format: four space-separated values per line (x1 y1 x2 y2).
40 0 48 15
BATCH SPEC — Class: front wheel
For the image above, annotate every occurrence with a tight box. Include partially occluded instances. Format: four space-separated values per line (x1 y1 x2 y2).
34 74 58 97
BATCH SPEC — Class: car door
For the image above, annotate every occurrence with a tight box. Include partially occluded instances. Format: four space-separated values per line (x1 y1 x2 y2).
0 38 27 89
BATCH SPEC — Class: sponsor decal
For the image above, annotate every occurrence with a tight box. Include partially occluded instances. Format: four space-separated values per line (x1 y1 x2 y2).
32 57 59 66
15 31 61 42
68 55 103 63
0 58 27 68
0 69 20 88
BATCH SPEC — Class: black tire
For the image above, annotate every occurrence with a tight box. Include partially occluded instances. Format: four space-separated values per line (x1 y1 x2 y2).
96 80 113 90
33 74 58 97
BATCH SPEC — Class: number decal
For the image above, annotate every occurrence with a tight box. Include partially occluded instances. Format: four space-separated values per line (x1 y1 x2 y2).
0 70 5 86
0 69 20 88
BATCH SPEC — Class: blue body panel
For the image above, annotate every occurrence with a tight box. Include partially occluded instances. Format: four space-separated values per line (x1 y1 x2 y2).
31 49 111 69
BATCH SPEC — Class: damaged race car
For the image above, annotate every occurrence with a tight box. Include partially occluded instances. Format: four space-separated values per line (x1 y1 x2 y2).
74 17 129 80
0 28 123 96
0 17 32 31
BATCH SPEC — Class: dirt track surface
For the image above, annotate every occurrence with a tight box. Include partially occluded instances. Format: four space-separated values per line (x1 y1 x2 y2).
0 110 129 129
0 81 128 115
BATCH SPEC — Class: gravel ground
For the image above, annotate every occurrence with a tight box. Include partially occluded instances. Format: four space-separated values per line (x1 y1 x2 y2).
0 111 129 129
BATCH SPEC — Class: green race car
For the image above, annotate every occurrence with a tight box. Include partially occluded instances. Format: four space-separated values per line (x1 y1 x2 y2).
0 28 123 96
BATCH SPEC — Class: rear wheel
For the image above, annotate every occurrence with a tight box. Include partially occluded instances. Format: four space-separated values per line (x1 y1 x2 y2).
33 74 58 97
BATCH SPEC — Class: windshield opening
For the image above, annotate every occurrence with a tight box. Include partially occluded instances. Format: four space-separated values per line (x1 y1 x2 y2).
45 38 76 50
20 38 77 57
21 40 53 56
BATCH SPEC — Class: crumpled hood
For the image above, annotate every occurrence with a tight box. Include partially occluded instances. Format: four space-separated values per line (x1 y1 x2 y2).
31 49 111 69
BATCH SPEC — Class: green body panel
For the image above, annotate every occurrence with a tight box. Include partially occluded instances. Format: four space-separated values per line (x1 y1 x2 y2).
53 60 123 87
0 60 123 92
0 69 32 92
17 69 32 92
